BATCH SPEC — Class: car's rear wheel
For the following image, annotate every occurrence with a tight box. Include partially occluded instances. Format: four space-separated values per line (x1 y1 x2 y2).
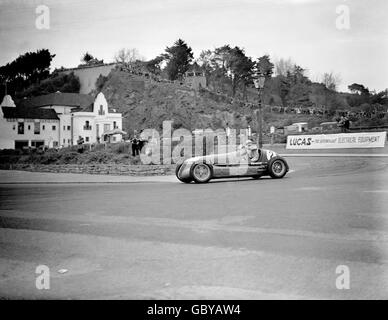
268 158 287 179
191 163 212 183
175 164 192 183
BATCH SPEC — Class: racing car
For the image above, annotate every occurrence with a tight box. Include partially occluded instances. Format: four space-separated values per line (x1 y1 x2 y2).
175 140 289 183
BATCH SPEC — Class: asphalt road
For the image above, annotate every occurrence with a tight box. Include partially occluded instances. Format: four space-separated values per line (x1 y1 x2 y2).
1 156 388 299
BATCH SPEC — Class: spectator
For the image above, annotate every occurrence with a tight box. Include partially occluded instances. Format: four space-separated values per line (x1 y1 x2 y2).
344 115 350 132
338 115 346 133
131 135 140 156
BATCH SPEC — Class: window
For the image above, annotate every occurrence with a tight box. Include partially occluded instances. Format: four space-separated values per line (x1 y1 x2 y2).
68 139 71 144
42 125 45 130
85 137 89 142
18 122 24 135
53 141 58 147
52 125 56 131
15 140 28 149
31 141 44 148
104 123 110 132
67 126 71 130
98 105 105 115
63 125 66 131
28 125 31 130
113 121 117 129
63 139 66 144
34 122 40 134
112 136 116 142
84 121 92 130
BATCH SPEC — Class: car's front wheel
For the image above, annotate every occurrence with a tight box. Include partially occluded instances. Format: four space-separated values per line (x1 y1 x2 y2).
268 158 287 179
191 163 212 183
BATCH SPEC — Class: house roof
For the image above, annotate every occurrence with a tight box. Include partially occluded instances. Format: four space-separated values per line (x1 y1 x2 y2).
1 92 120 118
1 106 59 120
19 92 95 110
1 95 16 107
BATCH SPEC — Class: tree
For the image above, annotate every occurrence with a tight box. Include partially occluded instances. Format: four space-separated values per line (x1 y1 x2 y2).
164 39 194 80
197 49 214 83
272 76 291 107
227 47 255 98
81 52 94 64
212 45 232 71
371 89 388 105
145 55 165 75
348 83 369 95
274 58 295 77
0 49 55 98
287 64 310 85
18 72 80 98
211 45 254 98
321 72 341 91
95 74 108 91
114 48 143 67
256 55 274 78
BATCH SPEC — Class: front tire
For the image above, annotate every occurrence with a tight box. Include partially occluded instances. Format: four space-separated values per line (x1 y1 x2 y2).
191 163 212 183
268 158 287 179
175 164 192 183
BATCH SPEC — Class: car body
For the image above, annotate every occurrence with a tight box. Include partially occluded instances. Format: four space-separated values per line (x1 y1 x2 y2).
175 142 289 183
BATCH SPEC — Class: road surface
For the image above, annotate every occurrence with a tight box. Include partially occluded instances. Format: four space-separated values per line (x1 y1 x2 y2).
0 156 388 299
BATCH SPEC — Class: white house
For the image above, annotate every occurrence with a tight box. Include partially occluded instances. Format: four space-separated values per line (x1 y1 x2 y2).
0 95 60 149
71 92 123 144
0 92 123 150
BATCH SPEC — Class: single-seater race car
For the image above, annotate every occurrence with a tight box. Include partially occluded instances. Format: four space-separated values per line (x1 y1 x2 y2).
175 140 289 183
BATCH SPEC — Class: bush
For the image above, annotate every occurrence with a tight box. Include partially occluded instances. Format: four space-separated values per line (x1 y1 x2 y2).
58 150 80 164
1 144 143 166
82 151 115 164
39 150 60 164
0 149 22 156
109 142 130 154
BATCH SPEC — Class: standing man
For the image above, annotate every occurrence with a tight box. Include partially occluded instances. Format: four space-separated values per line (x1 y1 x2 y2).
131 134 139 157
344 113 350 132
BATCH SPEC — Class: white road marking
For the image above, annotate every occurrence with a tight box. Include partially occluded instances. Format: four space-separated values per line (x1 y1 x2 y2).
296 187 324 191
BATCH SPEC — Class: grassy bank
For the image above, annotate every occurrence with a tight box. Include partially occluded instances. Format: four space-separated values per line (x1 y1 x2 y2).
0 143 141 167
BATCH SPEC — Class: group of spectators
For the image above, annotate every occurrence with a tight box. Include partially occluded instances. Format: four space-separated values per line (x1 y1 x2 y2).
257 105 387 120
129 135 146 157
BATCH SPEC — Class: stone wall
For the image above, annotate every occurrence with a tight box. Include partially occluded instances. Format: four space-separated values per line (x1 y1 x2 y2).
61 64 117 94
0 163 176 176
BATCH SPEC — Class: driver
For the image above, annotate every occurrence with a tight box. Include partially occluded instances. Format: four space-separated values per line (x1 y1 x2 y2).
245 140 260 162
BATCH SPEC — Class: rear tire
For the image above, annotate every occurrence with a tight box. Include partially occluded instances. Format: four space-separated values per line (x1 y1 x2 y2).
175 164 192 183
191 163 212 183
268 158 287 179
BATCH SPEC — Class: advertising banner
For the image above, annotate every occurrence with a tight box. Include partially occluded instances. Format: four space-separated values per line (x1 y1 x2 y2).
286 132 386 149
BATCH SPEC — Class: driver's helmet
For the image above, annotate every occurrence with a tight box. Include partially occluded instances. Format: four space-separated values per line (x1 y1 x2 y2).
245 140 260 161
245 140 258 150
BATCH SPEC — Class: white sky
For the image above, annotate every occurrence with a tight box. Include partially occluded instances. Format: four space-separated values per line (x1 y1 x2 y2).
0 0 387 92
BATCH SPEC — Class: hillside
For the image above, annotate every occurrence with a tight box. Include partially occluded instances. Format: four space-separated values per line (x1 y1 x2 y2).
94 68 388 137
96 70 247 132
96 69 332 134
